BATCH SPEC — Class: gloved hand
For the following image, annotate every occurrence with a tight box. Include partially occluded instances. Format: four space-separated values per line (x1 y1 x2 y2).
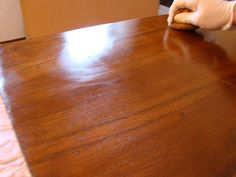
168 0 236 30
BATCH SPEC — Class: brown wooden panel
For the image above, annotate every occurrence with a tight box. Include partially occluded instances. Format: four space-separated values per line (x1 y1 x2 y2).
1 16 236 177
20 0 159 38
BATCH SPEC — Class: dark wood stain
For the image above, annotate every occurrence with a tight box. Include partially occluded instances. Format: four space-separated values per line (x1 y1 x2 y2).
1 16 236 177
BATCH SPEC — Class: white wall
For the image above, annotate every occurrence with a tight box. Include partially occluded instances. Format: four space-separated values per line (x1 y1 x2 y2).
0 0 25 42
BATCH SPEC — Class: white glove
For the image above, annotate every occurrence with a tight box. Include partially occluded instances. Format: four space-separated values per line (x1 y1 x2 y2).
168 0 236 30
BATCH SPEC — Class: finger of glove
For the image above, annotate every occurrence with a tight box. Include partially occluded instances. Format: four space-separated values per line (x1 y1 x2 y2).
168 0 197 24
174 12 197 25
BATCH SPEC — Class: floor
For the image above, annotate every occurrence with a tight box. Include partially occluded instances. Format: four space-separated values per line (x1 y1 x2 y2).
0 97 31 177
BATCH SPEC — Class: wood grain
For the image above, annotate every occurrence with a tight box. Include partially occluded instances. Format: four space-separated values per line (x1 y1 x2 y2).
1 16 236 177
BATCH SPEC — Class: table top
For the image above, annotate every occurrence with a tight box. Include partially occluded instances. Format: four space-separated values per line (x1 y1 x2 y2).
1 15 236 177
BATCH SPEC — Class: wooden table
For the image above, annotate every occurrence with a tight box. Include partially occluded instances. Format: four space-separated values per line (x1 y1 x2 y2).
1 16 236 177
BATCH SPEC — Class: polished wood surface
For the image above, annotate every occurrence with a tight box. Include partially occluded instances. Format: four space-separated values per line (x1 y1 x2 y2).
1 16 236 177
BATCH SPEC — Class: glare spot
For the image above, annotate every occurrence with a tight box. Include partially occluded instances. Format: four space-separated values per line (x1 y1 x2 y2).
62 24 116 66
